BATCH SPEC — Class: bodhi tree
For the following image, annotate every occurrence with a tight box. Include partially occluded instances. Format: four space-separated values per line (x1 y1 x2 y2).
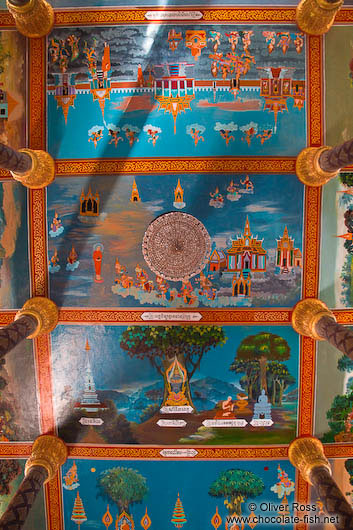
267 361 296 406
97 467 148 515
209 468 264 516
120 326 227 410
0 460 21 496
229 358 259 400
234 332 290 394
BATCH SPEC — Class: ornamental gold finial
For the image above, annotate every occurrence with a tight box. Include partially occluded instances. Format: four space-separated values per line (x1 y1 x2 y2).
25 435 67 483
296 147 339 187
292 298 334 340
7 0 54 39
296 0 343 36
15 297 59 338
11 149 55 189
288 436 331 485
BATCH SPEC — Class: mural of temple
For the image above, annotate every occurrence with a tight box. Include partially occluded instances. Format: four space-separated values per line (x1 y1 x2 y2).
209 248 227 272
80 186 100 216
74 340 107 413
226 217 267 273
275 226 302 274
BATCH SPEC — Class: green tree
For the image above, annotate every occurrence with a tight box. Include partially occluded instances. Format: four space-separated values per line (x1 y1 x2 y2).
229 359 259 400
120 326 227 409
340 173 353 187
209 469 264 515
338 355 353 373
235 332 290 394
97 467 148 514
267 361 296 406
345 459 353 489
326 393 353 437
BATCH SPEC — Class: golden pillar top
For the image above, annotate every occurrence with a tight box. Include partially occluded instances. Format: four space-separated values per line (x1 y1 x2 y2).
291 298 335 340
7 0 54 39
289 436 331 485
25 435 68 483
296 0 343 36
15 297 59 338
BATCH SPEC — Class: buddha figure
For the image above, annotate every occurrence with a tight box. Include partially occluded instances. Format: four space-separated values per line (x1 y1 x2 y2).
164 357 190 407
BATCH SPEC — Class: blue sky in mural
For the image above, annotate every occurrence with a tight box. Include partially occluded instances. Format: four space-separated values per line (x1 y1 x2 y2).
47 173 304 308
61 459 297 530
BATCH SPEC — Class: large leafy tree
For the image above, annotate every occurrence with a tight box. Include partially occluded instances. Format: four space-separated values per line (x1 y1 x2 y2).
0 460 21 496
120 326 227 408
229 359 259 400
97 467 148 514
234 332 290 394
209 469 264 515
325 393 353 440
267 361 296 406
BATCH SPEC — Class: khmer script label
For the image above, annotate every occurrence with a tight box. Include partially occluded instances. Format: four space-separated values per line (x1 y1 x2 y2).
202 419 248 428
141 312 202 322
157 419 187 428
145 11 203 20
250 419 274 427
79 417 104 425
160 449 198 458
160 406 194 414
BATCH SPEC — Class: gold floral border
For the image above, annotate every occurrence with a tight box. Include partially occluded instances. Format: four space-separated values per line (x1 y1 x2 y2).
46 475 63 530
34 334 56 435
302 186 321 298
52 7 296 26
58 308 292 324
29 38 45 151
308 36 323 147
29 189 48 297
55 158 296 176
298 336 316 436
0 443 32 458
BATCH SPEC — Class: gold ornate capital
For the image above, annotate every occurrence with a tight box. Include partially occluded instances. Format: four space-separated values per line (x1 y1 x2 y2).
289 436 331 485
296 146 339 187
25 435 67 483
292 298 335 340
15 297 58 338
11 149 55 189
7 0 54 38
296 0 343 36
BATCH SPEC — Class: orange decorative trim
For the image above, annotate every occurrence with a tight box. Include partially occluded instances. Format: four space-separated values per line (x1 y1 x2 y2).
58 308 292 324
307 36 323 147
53 8 296 26
0 311 16 325
55 158 296 176
0 12 15 27
332 309 353 324
335 7 353 22
29 189 48 297
303 186 321 298
298 336 315 436
29 38 45 151
45 474 63 530
0 443 32 457
324 443 353 458
34 334 55 435
67 445 289 459
295 473 309 530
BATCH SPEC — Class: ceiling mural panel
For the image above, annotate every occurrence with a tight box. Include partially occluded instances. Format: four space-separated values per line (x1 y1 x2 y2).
51 324 299 446
47 173 304 308
47 24 306 159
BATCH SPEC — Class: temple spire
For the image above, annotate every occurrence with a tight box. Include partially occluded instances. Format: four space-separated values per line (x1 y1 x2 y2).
243 216 252 238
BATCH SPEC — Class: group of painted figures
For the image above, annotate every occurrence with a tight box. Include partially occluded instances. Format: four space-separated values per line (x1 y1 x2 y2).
210 175 254 207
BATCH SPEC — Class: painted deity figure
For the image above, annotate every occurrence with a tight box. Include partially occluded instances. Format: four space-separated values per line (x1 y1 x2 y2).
220 129 234 145
225 31 239 52
209 187 224 207
241 126 256 146
277 32 291 54
88 129 103 148
211 61 219 78
168 29 182 52
190 127 204 146
257 129 273 145
209 31 221 52
59 40 70 73
240 174 254 192
50 211 64 238
67 35 80 61
185 30 207 61
164 357 190 407
197 271 216 300
221 63 230 80
146 129 159 147
66 246 79 271
83 40 97 76
241 30 253 54
263 31 276 54
227 179 241 201
294 32 304 54
49 249 60 273
108 129 123 147
93 243 103 283
125 128 139 147
49 38 60 63
178 279 196 305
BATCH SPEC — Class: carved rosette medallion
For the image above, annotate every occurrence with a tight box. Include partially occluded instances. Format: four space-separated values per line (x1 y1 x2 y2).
11 149 55 189
25 435 68 483
7 0 54 38
16 297 59 338
142 212 211 282
296 147 338 187
292 298 335 340
288 436 331 485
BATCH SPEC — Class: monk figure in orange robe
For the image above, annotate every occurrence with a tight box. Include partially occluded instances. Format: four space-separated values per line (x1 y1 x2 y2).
93 244 103 283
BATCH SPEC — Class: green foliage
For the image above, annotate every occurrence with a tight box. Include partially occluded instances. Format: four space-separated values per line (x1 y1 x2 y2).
140 403 160 423
340 173 353 187
345 459 353 487
0 460 21 495
325 392 353 436
229 359 260 400
97 467 148 513
337 354 353 373
236 332 290 362
209 469 264 514
120 326 227 378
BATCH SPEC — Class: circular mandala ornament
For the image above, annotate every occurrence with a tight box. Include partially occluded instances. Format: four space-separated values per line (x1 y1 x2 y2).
142 212 211 282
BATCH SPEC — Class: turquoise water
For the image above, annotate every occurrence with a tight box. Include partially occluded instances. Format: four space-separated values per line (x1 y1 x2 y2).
48 90 306 159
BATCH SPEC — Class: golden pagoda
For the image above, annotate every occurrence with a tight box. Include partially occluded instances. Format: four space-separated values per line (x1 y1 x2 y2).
173 179 185 209
276 226 302 273
130 178 141 202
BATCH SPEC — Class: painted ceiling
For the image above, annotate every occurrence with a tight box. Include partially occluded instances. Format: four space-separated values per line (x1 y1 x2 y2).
0 2 353 530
